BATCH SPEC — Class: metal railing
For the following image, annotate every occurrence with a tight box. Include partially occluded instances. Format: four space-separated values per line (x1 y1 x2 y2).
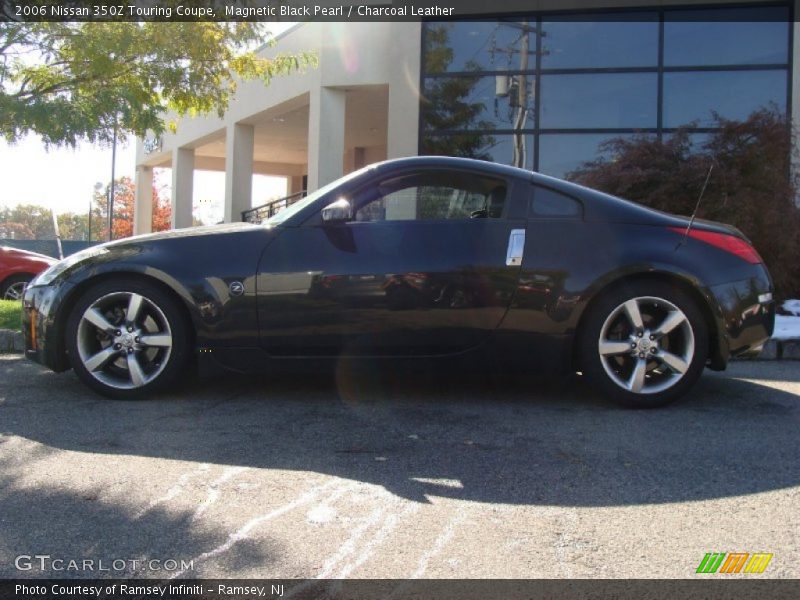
242 191 306 224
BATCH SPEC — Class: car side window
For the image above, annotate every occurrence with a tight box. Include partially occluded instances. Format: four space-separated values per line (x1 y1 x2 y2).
355 171 508 222
530 186 583 219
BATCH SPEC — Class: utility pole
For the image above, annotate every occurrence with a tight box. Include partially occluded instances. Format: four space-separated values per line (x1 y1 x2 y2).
491 22 543 169
512 29 530 169
108 116 118 241
91 182 102 242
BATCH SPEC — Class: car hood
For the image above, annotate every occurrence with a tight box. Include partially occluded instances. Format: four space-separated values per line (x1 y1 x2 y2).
1 246 57 265
103 222 265 247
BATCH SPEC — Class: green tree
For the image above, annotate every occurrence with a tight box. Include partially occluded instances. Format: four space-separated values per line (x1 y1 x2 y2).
420 24 497 160
0 204 92 241
0 18 314 146
0 204 54 238
56 211 91 241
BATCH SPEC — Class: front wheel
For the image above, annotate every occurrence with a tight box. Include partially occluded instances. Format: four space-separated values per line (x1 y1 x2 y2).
65 279 191 399
580 282 709 408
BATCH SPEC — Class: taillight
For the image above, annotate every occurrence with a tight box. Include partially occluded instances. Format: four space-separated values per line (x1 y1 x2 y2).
668 227 762 264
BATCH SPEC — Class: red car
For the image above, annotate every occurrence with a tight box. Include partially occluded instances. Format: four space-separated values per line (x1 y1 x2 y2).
0 246 56 300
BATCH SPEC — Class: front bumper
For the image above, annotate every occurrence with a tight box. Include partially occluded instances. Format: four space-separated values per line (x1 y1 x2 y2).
23 282 71 372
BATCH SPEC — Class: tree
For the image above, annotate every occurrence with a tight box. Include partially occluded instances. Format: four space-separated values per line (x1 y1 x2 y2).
0 18 315 146
0 204 91 240
568 107 800 298
0 203 55 238
420 24 498 161
0 221 34 240
93 175 171 239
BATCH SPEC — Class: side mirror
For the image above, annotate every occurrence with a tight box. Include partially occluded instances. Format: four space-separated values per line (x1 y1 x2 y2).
321 198 353 223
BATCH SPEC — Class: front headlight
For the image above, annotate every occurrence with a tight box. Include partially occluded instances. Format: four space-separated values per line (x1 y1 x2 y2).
32 246 109 286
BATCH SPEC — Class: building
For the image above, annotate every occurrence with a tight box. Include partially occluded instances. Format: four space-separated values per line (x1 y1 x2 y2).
133 0 799 234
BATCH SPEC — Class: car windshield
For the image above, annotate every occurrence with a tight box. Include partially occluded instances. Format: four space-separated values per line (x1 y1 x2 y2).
263 165 375 226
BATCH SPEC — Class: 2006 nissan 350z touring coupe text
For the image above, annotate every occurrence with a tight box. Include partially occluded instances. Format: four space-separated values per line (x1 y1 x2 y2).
23 157 774 407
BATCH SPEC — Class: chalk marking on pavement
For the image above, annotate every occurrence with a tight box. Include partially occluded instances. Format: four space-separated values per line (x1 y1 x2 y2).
383 507 469 600
284 504 386 600
335 501 420 578
134 463 211 519
316 505 386 578
408 510 467 578
171 478 349 579
193 466 248 520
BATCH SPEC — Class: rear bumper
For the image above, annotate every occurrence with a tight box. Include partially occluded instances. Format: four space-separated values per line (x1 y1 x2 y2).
22 282 70 372
708 268 774 368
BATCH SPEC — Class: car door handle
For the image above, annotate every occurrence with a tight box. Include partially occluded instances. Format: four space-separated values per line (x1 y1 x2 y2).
506 229 526 266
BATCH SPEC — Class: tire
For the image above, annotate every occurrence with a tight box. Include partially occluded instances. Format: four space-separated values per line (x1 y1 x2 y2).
1 273 32 301
65 278 191 399
580 281 709 408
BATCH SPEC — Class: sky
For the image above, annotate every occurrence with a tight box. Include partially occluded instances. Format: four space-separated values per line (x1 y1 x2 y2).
0 135 137 216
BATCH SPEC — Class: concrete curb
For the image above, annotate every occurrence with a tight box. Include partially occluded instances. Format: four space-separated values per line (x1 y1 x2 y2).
0 329 24 354
754 338 800 360
0 328 798 359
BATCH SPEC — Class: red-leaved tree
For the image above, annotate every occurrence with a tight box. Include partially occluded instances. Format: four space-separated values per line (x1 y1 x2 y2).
94 176 172 239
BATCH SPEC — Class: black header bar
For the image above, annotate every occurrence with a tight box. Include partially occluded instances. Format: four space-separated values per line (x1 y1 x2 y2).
0 0 795 22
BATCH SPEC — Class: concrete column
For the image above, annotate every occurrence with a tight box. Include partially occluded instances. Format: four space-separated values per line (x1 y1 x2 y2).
133 166 153 235
288 175 305 196
224 123 255 223
307 86 346 192
171 147 194 229
387 22 421 159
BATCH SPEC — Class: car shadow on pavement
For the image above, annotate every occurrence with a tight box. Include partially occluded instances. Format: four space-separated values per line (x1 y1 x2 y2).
0 453 276 578
1 356 799 509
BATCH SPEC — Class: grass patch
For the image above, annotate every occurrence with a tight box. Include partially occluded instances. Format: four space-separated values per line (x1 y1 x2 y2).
0 300 23 330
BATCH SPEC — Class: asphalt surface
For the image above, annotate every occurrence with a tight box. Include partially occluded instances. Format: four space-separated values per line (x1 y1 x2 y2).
0 356 798 580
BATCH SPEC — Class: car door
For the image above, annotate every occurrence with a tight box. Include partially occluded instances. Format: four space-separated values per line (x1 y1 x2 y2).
256 167 528 357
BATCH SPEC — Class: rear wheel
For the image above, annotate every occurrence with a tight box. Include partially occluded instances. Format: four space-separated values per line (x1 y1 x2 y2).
66 279 190 399
580 282 708 408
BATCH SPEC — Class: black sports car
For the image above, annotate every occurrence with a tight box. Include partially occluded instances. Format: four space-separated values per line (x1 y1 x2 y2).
22 156 774 407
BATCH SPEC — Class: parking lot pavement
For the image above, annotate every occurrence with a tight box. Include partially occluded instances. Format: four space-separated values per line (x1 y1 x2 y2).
0 355 798 580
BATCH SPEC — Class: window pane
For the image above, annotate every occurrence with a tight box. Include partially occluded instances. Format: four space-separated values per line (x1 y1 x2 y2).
531 187 582 218
664 7 789 66
665 132 711 154
421 133 535 171
356 175 507 222
423 21 535 74
663 70 786 128
539 133 639 179
542 13 658 69
540 73 657 128
422 75 536 131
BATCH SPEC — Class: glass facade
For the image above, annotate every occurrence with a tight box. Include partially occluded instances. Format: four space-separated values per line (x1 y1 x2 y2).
420 5 791 179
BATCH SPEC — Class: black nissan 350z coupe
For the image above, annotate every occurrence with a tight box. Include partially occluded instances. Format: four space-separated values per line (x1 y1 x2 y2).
23 156 774 407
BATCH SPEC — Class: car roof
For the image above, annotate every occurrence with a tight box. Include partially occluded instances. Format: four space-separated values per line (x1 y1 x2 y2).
374 156 687 225
369 155 536 182
291 155 682 226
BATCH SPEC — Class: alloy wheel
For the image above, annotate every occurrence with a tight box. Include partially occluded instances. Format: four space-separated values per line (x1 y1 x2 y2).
76 291 173 390
3 281 26 301
597 296 695 395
